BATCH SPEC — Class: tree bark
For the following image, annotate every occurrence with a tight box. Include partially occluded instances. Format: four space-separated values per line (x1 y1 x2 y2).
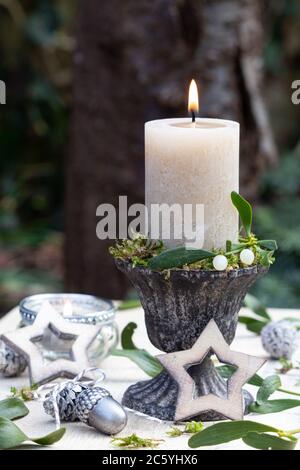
65 0 277 299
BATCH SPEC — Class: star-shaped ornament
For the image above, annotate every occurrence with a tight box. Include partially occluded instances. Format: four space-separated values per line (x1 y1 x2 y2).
1 302 102 385
157 319 266 421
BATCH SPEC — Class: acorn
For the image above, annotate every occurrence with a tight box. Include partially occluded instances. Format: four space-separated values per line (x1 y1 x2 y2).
75 387 127 435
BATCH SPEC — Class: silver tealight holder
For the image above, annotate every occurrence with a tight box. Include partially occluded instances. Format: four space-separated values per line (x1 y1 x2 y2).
19 293 118 364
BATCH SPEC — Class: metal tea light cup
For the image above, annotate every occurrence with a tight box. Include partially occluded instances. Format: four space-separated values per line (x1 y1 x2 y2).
19 293 118 364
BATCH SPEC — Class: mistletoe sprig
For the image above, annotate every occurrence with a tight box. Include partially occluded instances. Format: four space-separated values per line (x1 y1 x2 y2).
188 420 300 450
240 293 300 335
149 192 277 270
228 191 277 268
0 397 65 449
110 192 277 271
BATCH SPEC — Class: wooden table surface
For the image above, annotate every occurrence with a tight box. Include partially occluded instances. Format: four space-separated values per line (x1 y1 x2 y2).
0 306 300 450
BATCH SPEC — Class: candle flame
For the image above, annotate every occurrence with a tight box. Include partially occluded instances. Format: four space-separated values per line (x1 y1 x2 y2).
63 299 73 317
188 79 199 114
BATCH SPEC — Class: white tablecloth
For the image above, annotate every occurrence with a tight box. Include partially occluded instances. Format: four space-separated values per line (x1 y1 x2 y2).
0 306 300 450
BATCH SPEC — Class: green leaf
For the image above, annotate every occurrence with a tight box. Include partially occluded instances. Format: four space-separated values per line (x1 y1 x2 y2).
257 240 278 251
256 246 275 268
32 428 66 446
114 322 162 377
188 420 278 448
118 299 141 310
111 349 162 378
243 293 271 320
242 432 297 450
238 317 267 334
0 398 29 420
238 316 258 324
121 322 138 349
231 191 252 237
0 417 66 449
226 240 232 252
216 365 263 387
0 417 28 449
148 247 214 271
249 399 300 414
230 242 247 251
256 375 281 404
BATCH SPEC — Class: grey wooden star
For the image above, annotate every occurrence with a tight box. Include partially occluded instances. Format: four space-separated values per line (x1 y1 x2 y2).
157 319 266 421
1 302 102 385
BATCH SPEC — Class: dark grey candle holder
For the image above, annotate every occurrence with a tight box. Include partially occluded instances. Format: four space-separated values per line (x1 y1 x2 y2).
116 259 267 421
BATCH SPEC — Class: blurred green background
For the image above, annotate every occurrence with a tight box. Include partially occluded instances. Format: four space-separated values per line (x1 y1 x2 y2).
0 0 300 313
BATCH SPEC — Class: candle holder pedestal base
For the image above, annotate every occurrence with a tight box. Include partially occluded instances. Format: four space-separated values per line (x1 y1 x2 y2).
122 357 254 422
116 259 267 422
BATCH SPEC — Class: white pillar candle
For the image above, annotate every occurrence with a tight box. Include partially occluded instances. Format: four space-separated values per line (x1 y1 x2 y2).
145 117 239 249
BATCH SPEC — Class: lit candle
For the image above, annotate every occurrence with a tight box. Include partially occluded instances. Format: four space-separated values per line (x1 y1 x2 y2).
63 299 73 317
145 80 239 249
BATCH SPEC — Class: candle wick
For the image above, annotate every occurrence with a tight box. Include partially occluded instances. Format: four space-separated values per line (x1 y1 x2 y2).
191 111 196 123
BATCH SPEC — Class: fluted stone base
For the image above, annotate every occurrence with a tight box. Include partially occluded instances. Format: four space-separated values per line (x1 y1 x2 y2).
116 260 266 421
122 355 254 421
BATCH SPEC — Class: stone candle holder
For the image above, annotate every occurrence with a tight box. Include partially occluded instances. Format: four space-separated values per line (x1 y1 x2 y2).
116 259 267 421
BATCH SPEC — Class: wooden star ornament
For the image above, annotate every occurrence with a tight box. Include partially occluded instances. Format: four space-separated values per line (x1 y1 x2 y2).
157 319 266 422
1 302 102 385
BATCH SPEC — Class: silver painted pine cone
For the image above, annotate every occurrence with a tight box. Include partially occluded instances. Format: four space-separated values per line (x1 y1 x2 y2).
43 382 89 421
0 344 27 377
261 321 297 359
75 387 127 435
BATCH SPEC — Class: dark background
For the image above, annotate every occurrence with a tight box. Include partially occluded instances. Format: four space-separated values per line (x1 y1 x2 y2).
0 0 300 314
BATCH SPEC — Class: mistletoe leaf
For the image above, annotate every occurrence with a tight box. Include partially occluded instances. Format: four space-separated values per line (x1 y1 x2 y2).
242 432 297 450
256 375 281 405
148 247 214 270
31 428 66 446
118 299 141 310
243 293 271 320
231 191 252 237
257 240 278 251
188 420 278 448
121 322 138 349
111 349 162 377
249 399 300 414
238 317 267 334
0 417 66 449
0 398 29 420
0 417 27 449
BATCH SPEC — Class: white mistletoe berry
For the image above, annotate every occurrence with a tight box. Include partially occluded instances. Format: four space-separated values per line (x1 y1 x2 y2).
240 248 255 265
213 255 228 271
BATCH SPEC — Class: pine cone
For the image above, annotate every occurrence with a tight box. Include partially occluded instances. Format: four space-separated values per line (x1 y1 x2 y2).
43 382 89 422
0 344 27 377
261 321 297 359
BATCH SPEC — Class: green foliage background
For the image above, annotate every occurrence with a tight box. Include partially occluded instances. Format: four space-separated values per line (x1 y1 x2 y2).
0 0 300 311
251 1 300 307
0 0 74 311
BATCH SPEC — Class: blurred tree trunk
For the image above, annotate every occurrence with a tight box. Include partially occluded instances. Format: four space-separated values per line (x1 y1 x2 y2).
66 0 277 299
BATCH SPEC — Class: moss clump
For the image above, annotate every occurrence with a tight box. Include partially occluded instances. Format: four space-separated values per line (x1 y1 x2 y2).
109 234 164 267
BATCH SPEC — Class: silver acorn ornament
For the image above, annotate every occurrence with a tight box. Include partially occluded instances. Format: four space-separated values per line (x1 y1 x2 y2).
0 343 27 377
43 382 89 421
75 387 127 435
261 320 298 359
